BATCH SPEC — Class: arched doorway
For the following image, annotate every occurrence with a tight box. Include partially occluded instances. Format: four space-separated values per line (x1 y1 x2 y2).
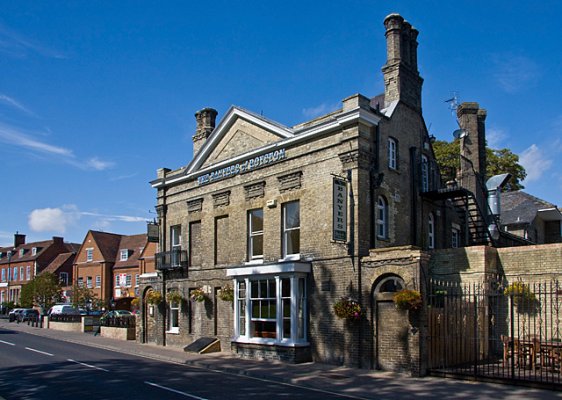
372 274 410 371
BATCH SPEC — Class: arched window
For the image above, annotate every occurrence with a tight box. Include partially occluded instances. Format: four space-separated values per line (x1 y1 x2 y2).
428 212 435 249
376 196 388 239
375 275 405 294
421 155 429 192
388 138 397 170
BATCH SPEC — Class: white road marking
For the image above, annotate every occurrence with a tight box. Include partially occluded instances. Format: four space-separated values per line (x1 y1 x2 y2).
0 340 15 346
144 381 209 400
67 359 110 372
25 347 53 356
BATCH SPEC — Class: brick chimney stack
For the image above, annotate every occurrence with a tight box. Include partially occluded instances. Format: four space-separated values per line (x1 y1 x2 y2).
192 107 218 156
457 102 488 214
14 232 25 248
381 13 423 112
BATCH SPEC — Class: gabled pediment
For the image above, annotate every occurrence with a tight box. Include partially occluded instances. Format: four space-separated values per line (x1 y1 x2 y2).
187 107 294 174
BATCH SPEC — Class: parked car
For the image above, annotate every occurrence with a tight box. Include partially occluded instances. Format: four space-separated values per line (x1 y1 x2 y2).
18 309 39 322
47 304 80 316
8 308 24 322
99 310 133 324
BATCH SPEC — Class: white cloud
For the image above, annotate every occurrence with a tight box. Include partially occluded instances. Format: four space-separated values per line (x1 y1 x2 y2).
0 22 66 59
0 121 115 171
27 205 147 234
0 122 73 157
85 157 115 171
302 102 341 119
492 54 540 94
0 94 36 116
520 144 552 183
28 205 79 233
486 127 507 148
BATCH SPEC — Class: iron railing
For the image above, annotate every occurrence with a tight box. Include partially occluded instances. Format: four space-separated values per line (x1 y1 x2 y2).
100 315 136 328
49 314 82 323
427 278 562 388
155 249 188 270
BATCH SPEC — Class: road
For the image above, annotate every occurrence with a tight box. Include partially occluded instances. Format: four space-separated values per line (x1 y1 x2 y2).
0 328 359 400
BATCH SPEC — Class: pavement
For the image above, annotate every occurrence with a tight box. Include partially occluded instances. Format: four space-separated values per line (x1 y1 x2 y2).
1 317 561 399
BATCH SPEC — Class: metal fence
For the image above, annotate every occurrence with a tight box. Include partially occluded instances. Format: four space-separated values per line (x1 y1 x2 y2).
427 278 561 388
100 315 136 328
49 314 82 323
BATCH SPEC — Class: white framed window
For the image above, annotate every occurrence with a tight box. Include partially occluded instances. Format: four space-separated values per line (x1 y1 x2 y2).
135 274 139 287
1 268 5 282
282 201 300 259
388 137 397 170
248 209 264 260
78 277 84 288
86 248 94 262
26 266 31 280
20 267 24 281
13 267 18 281
168 292 180 334
86 276 93 289
421 155 429 192
95 275 101 288
125 274 132 287
60 272 69 286
451 226 460 248
115 275 120 287
376 196 388 239
32 247 37 256
428 213 435 249
232 272 308 345
19 248 25 257
170 225 182 267
120 249 129 261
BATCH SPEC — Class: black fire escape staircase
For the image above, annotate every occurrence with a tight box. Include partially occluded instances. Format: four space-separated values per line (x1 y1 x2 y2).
422 156 530 247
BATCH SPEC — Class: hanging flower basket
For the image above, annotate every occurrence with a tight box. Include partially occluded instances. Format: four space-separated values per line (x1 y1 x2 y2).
393 289 422 311
504 282 536 306
146 290 163 305
131 297 140 308
218 284 234 302
333 297 362 321
166 291 183 304
190 287 207 302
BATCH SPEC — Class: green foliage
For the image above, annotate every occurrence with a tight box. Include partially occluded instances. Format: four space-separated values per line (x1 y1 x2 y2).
70 284 99 309
333 297 362 321
432 139 526 191
166 290 183 303
504 282 536 305
190 288 207 302
146 290 163 305
22 273 63 311
393 289 422 311
218 284 234 302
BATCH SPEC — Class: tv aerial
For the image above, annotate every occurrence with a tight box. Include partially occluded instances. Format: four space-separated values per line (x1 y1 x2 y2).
445 92 469 140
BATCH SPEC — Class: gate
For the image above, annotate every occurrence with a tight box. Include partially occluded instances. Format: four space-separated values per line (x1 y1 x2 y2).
428 278 562 388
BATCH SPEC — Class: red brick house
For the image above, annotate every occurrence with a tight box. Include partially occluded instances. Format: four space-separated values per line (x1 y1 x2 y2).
0 233 78 305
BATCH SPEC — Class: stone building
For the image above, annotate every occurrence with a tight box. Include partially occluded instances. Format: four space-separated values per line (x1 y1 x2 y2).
142 13 545 376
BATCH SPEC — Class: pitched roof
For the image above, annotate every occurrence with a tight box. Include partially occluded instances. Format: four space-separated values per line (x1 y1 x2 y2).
89 231 123 262
0 238 55 265
42 252 76 274
501 191 559 226
114 233 147 269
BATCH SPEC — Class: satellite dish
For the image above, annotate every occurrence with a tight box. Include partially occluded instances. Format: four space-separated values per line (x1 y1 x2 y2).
452 129 468 139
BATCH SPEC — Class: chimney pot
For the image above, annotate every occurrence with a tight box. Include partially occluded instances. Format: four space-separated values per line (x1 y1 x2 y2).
192 107 218 156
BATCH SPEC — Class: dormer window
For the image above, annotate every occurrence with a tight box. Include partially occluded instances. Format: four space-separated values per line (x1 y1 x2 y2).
32 247 37 256
0 252 3 259
120 249 129 261
19 248 25 257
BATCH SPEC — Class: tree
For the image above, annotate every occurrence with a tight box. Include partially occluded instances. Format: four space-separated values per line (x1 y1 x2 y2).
432 139 526 191
70 283 99 310
21 273 62 312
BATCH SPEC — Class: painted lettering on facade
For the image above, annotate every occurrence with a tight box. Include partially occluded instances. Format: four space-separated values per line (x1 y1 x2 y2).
333 177 347 241
197 149 286 185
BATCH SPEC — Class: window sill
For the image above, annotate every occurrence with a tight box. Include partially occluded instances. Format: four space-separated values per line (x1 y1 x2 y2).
278 254 300 262
233 337 309 347
244 259 264 266
166 329 179 335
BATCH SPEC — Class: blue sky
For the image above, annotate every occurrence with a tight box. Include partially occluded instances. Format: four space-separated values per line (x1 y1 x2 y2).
1 1 561 247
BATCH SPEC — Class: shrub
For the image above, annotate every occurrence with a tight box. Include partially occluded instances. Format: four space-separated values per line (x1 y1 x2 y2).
190 287 207 302
218 285 234 302
333 297 362 321
393 289 422 311
146 290 163 305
